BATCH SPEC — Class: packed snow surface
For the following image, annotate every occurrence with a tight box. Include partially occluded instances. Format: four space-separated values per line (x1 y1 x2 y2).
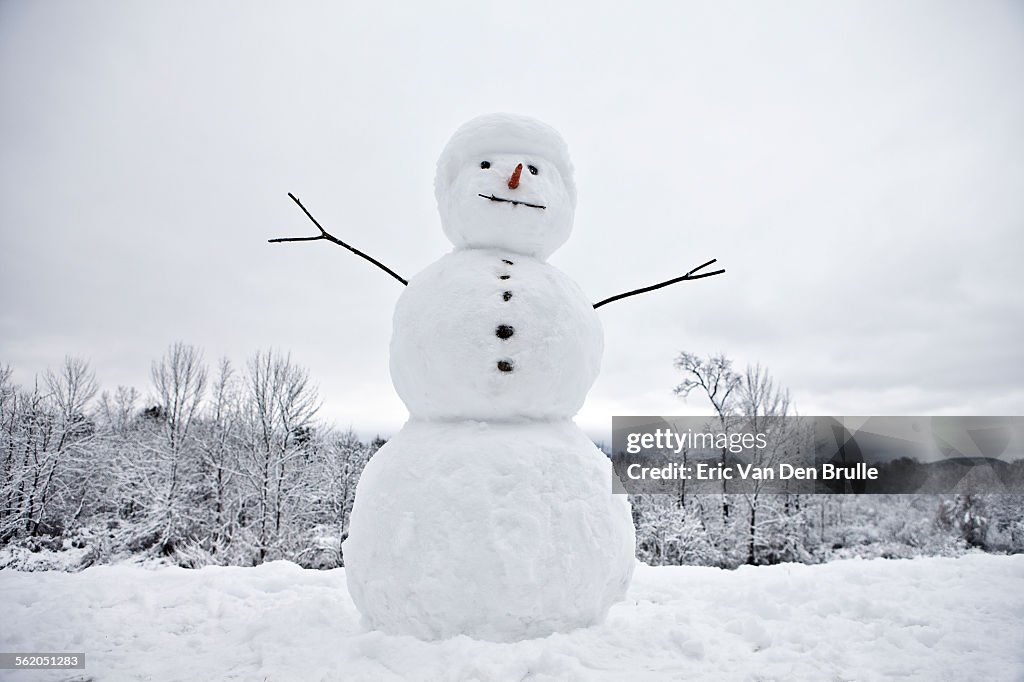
343 420 635 641
2 554 1021 681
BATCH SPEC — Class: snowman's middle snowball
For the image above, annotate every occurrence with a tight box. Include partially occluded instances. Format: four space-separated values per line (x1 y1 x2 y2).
389 249 603 420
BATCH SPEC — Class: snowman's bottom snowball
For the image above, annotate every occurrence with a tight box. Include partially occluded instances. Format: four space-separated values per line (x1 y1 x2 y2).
342 419 635 642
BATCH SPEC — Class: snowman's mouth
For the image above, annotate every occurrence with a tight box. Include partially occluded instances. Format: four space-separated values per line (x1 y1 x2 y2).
478 194 546 210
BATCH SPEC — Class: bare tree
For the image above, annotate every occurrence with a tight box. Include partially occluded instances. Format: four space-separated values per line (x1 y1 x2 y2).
99 386 140 437
149 342 208 551
674 352 741 519
195 358 242 551
239 349 320 563
734 363 795 564
151 342 207 459
31 357 99 534
327 429 373 563
0 358 98 540
0 365 18 536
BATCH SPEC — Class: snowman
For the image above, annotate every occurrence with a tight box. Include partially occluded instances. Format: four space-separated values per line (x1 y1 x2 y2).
271 113 723 641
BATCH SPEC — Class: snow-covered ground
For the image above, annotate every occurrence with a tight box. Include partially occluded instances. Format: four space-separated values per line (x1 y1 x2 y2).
1 555 1022 681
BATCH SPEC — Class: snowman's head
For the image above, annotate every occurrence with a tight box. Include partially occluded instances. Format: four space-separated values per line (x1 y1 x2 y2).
435 113 576 260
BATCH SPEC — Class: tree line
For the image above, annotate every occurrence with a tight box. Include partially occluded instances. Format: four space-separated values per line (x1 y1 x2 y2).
1 344 378 569
626 352 1024 568
1 346 1021 571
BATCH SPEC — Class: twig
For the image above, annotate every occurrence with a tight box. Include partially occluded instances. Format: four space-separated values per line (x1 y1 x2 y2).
269 193 408 286
477 193 546 209
593 259 725 309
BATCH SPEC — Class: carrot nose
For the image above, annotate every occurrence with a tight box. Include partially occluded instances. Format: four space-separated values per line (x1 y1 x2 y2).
508 163 523 190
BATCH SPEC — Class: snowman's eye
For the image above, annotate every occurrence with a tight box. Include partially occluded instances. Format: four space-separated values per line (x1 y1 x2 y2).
527 165 538 175
480 161 491 169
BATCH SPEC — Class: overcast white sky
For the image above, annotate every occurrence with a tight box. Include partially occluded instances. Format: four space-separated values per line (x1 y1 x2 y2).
1 1 1022 441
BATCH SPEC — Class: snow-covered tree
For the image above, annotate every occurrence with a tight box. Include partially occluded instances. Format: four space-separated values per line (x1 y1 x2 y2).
237 349 320 564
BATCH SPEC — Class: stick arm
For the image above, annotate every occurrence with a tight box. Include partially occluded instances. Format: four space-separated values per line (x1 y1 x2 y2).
593 259 725 309
269 193 408 286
